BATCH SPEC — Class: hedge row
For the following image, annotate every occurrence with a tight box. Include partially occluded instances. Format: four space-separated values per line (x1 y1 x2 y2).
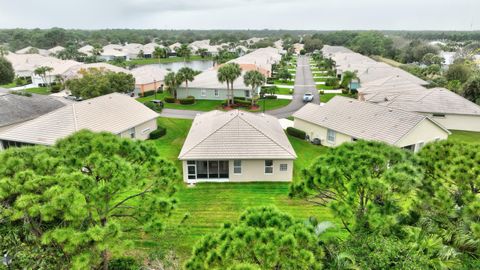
164 97 175 103
263 95 278 99
179 98 195 105
286 127 306 139
149 126 166 139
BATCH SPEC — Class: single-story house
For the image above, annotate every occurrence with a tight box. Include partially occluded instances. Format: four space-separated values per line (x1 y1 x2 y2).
358 76 480 132
0 92 67 132
62 63 130 80
179 110 297 183
78 45 94 56
0 93 158 150
131 65 168 95
142 42 163 58
48 46 65 55
293 96 450 152
15 46 50 56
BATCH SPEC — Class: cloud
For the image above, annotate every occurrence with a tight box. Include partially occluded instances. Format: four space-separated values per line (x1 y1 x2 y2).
0 0 477 30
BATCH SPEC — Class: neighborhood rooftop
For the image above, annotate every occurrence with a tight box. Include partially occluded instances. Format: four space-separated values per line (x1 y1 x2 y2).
0 93 158 146
0 92 67 128
179 110 297 160
293 96 449 145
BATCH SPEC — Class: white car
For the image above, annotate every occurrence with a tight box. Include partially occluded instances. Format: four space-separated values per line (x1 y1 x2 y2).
303 92 313 102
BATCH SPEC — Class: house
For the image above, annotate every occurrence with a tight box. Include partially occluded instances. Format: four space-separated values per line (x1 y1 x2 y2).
143 42 162 58
293 96 450 152
48 46 65 55
358 76 480 132
62 63 130 80
5 53 80 86
131 65 169 96
78 45 94 56
0 92 67 132
100 44 128 61
15 46 50 56
176 47 281 100
122 43 144 59
0 93 158 150
178 110 297 183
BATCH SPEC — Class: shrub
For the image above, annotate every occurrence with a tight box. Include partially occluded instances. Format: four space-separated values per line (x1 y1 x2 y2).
142 90 155 97
287 127 306 139
50 84 62 93
264 95 277 99
325 78 338 87
164 97 176 103
319 90 325 95
109 257 140 270
144 101 163 112
233 98 251 107
179 98 195 105
186 95 195 100
149 126 166 139
14 77 28 86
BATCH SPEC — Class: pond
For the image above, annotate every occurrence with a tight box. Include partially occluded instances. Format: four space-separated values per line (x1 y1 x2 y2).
147 60 214 72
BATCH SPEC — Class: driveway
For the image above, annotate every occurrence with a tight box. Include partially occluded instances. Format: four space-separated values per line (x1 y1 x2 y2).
159 56 318 119
266 55 319 118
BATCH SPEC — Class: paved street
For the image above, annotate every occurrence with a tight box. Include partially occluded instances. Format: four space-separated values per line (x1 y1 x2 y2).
266 55 319 118
159 55 318 119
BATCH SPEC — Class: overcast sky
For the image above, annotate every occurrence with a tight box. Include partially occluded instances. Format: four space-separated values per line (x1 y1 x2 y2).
0 0 478 30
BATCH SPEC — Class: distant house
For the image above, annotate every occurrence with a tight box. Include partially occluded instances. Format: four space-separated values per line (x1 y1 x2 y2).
15 46 50 56
142 42 162 58
100 44 127 61
48 46 65 55
0 93 158 150
0 92 67 133
179 110 297 183
293 96 450 152
358 76 480 132
131 65 168 96
78 45 94 56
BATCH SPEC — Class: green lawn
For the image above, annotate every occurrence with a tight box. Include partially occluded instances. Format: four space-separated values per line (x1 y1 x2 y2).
138 94 291 112
316 84 336 90
448 130 480 144
276 87 293 95
120 55 212 66
129 118 343 262
314 77 328 82
0 82 17 88
274 80 295 86
24 87 51 95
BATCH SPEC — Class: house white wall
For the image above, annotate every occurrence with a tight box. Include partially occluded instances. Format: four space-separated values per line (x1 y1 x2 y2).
395 119 449 150
119 118 157 140
182 159 294 183
427 113 480 132
293 118 353 147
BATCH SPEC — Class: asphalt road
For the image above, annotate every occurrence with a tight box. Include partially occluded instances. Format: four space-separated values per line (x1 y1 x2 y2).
159 55 318 119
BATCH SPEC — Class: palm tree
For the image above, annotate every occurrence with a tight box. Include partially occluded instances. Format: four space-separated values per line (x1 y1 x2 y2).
243 70 266 107
217 63 242 106
164 72 180 99
34 66 54 88
153 47 167 63
177 67 195 97
177 44 192 62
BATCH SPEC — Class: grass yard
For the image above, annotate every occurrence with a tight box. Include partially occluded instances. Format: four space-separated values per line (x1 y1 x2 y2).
129 118 343 263
314 77 328 82
138 94 291 112
276 87 293 95
274 80 295 86
121 55 212 66
25 87 51 95
448 130 480 144
0 82 17 88
316 84 337 90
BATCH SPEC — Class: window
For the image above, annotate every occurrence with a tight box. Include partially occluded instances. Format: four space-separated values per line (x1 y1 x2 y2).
416 141 425 152
142 128 151 134
265 160 273 174
214 89 219 97
327 129 336 143
245 90 250 98
201 89 206 97
280 164 288 172
234 160 242 174
129 127 136 139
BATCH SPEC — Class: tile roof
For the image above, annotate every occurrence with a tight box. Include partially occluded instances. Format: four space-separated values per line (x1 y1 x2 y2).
0 93 158 145
293 96 449 145
179 110 297 160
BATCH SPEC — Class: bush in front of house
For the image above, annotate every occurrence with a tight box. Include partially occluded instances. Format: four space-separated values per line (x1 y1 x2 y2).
264 95 277 99
234 98 251 107
319 90 325 95
144 101 163 112
14 77 28 86
179 97 195 105
325 77 339 87
50 83 62 93
287 127 306 140
164 97 176 103
149 126 167 139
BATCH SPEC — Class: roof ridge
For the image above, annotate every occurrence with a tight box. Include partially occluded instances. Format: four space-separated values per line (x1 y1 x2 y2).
178 111 239 159
71 103 78 131
240 113 297 158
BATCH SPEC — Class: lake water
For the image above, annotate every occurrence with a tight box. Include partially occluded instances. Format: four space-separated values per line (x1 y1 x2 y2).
147 60 214 72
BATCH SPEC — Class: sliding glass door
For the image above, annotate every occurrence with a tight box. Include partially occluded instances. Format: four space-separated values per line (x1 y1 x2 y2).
192 160 229 179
